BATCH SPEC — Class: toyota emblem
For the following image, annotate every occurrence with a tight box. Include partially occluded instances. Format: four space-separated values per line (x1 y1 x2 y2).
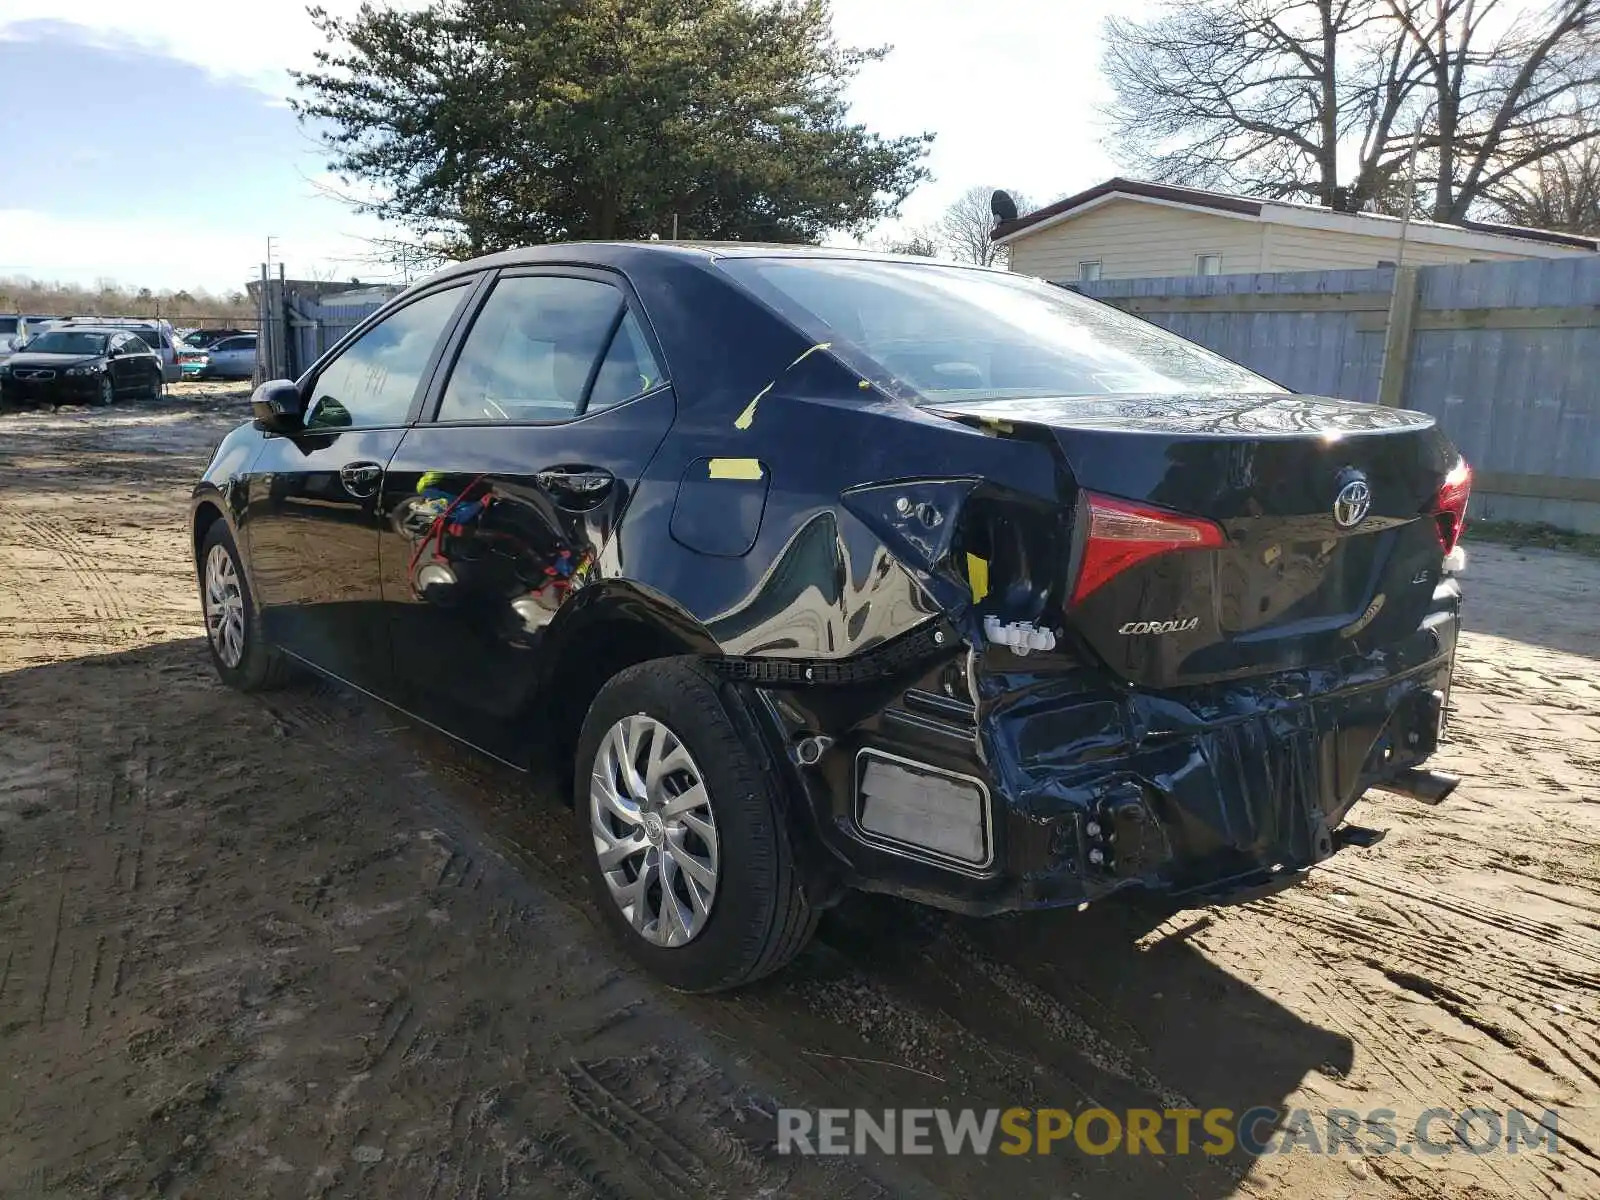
1333 478 1372 528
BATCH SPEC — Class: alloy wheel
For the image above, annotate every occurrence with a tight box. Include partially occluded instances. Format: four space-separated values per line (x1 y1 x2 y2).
203 542 246 668
99 377 114 406
589 714 720 947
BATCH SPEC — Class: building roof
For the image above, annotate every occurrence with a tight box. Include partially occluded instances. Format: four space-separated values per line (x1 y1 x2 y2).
992 176 1599 253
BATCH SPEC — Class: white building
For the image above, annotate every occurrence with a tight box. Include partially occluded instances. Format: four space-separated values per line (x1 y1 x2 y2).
993 178 1597 284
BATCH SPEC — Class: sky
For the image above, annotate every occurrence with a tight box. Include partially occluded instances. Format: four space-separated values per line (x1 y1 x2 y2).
0 0 1135 294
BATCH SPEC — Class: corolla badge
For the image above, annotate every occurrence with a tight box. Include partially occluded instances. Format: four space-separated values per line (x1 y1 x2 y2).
1333 477 1372 528
1118 617 1200 636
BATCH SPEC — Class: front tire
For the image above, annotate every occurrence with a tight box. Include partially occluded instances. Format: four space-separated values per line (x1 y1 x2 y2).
575 658 817 992
93 376 113 406
198 520 294 691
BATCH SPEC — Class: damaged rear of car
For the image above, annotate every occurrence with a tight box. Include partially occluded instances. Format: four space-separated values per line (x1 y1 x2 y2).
194 242 1467 993
705 254 1467 922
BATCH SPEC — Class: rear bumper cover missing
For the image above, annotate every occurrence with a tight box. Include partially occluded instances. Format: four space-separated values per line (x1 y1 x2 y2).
748 596 1461 917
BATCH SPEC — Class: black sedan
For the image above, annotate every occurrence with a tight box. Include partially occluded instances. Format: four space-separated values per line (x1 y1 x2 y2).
190 243 1470 992
1 327 164 407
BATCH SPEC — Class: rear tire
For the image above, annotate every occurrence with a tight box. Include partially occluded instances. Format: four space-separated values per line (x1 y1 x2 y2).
198 520 295 692
574 657 817 992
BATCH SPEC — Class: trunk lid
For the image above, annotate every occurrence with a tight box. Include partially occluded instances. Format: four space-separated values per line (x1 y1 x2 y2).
931 392 1461 688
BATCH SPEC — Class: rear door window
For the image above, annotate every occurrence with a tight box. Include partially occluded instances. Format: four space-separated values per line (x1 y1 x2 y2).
437 275 625 422
586 312 664 412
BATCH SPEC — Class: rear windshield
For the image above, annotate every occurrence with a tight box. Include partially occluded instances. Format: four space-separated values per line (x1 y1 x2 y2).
27 331 108 355
718 258 1280 402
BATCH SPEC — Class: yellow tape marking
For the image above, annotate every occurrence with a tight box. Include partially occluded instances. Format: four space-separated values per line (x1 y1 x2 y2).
733 382 773 430
708 457 764 481
732 344 832 430
966 553 990 603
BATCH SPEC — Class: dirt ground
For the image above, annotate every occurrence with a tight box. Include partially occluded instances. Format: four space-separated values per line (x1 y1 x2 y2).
1 385 1597 1200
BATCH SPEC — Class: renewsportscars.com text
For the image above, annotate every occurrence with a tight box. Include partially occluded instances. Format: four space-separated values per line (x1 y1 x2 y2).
777 1107 1560 1158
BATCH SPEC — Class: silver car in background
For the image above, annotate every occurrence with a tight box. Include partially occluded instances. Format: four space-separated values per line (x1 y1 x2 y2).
0 315 54 357
199 334 257 379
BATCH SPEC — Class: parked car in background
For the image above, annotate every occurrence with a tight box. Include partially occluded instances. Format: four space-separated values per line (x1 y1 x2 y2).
179 343 210 378
1 327 163 406
200 333 257 379
55 317 182 383
183 327 250 349
189 243 1471 992
0 314 53 355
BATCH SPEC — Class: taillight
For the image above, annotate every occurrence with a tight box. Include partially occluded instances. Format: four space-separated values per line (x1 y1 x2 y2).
1071 492 1226 606
1433 458 1471 553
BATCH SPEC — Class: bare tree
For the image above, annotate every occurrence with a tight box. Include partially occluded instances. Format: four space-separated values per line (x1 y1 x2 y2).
1389 0 1600 220
937 186 1033 265
1103 0 1600 221
875 227 941 256
0 276 254 321
1488 136 1600 231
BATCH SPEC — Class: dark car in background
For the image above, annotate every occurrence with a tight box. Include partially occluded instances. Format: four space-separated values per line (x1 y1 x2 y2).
51 317 182 383
184 327 251 349
1 327 164 406
189 244 1470 992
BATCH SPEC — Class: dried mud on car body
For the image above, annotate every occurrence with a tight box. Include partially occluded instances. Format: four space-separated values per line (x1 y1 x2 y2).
0 393 1598 1200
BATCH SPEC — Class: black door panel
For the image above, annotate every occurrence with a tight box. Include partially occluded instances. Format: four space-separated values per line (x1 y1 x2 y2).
244 429 409 689
381 388 676 756
235 280 479 692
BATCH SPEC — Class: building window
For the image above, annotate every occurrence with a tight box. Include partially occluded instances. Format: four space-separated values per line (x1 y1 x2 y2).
1195 253 1222 277
1078 260 1103 283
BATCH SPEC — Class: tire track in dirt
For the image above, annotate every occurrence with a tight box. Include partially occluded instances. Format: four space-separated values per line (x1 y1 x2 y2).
18 513 141 646
33 888 65 1029
1202 857 1600 1196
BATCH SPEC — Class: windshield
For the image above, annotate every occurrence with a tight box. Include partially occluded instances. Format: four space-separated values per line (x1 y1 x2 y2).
25 331 108 355
718 258 1281 402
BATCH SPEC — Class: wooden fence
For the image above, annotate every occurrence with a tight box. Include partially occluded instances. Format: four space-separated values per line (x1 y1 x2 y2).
1079 256 1600 532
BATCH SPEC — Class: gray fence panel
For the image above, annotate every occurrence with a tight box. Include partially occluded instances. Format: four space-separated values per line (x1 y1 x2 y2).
284 298 385 379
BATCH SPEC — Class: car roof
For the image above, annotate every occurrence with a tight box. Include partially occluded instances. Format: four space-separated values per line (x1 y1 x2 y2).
421 240 1008 287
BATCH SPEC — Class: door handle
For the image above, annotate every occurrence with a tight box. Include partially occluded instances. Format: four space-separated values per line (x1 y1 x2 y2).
339 461 384 497
535 468 614 501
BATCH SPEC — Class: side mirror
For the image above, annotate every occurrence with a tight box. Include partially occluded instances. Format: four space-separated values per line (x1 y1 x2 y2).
251 379 305 432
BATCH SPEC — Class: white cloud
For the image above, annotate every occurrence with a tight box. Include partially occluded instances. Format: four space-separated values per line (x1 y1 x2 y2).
2 0 1142 206
0 0 1150 278
0 0 391 96
826 0 1152 242
0 208 397 294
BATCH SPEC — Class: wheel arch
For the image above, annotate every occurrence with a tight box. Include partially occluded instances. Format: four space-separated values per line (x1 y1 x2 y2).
532 581 723 769
191 495 227 569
